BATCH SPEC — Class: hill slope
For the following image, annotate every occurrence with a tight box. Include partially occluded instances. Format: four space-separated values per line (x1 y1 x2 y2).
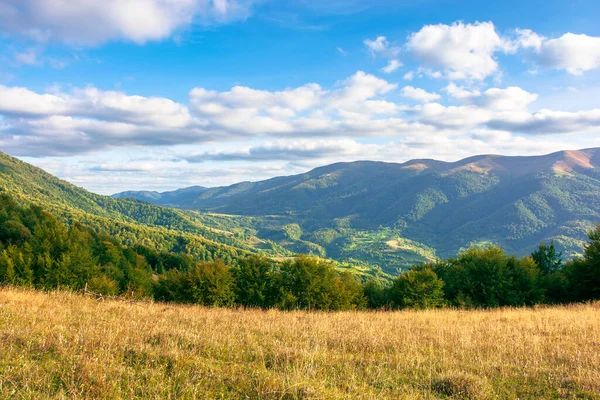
115 149 600 267
0 152 272 263
0 152 385 278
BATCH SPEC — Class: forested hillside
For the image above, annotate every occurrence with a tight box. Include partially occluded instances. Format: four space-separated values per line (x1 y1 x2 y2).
115 148 600 271
0 152 383 279
0 152 265 264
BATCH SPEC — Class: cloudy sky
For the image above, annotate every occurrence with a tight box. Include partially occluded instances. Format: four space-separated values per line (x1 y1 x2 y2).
1 0 599 194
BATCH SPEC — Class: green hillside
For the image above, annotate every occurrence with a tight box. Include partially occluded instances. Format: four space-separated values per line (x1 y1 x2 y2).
115 149 600 273
0 152 386 279
0 152 277 264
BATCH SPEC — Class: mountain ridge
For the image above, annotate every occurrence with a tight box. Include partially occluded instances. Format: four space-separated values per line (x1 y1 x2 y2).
113 148 600 199
112 148 600 269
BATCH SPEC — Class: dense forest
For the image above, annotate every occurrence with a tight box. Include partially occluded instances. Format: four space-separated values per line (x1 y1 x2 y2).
1 193 598 310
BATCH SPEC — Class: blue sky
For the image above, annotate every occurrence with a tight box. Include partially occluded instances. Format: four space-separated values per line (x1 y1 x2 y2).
1 0 600 193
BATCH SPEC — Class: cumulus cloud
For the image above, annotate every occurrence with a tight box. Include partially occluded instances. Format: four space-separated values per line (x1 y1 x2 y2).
0 0 256 45
0 72 430 156
404 22 599 79
532 33 600 75
1 73 598 159
406 21 513 81
0 85 193 127
189 71 407 136
410 103 492 129
401 86 441 103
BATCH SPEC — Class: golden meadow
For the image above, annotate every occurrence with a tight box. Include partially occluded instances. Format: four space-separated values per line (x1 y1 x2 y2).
1 287 598 399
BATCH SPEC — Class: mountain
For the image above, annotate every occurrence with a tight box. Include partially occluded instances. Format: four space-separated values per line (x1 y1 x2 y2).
113 186 208 206
113 149 600 271
0 152 267 264
0 151 383 278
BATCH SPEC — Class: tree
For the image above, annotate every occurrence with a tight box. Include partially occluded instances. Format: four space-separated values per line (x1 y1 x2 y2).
0 249 15 283
233 255 274 308
277 256 365 310
531 241 563 274
185 260 235 307
565 225 600 301
434 246 543 308
390 268 445 309
363 279 389 309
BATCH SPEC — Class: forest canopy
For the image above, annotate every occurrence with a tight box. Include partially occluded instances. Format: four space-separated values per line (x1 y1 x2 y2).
1 193 599 310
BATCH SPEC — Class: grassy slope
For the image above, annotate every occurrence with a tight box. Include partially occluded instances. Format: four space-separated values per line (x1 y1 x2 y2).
1 287 599 399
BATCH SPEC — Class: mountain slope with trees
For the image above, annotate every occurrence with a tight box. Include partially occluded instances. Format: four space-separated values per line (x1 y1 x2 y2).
114 148 600 267
0 151 383 278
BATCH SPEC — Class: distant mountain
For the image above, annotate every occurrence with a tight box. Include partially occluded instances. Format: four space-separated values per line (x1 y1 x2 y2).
113 149 600 265
113 186 208 206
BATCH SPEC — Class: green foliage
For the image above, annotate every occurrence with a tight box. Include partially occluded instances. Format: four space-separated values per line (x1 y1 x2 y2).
86 275 119 296
564 224 600 300
531 241 563 274
185 260 235 307
2 148 600 311
277 256 366 310
121 151 600 267
390 268 445 309
232 255 276 308
434 246 544 307
363 279 390 309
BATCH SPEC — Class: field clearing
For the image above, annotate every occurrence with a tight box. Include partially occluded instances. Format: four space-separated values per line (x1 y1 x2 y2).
0 288 599 399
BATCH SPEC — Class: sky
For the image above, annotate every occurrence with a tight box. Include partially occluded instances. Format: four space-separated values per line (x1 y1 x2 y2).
1 0 600 194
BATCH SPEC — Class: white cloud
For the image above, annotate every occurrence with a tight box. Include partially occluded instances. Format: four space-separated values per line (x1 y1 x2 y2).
488 108 600 134
406 21 513 80
184 139 378 162
444 83 538 111
443 82 477 100
0 84 192 127
403 71 414 81
0 72 598 160
381 59 403 73
514 29 544 51
364 35 400 58
534 33 600 75
0 0 256 45
411 102 492 129
401 86 441 103
477 87 538 111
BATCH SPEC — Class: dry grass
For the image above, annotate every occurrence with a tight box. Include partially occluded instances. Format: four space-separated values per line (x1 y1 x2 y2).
0 288 599 399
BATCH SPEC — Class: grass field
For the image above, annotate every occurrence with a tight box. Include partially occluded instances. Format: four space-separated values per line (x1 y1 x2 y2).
0 288 599 399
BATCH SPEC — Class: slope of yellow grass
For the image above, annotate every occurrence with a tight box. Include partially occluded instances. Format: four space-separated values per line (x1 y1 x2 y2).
0 287 599 399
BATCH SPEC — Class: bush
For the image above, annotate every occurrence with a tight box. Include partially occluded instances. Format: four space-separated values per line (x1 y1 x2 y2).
86 275 119 296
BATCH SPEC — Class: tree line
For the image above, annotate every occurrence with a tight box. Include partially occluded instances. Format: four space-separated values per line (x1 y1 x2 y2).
0 193 599 310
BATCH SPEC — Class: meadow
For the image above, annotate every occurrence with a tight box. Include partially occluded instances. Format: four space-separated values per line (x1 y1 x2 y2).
0 287 598 399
